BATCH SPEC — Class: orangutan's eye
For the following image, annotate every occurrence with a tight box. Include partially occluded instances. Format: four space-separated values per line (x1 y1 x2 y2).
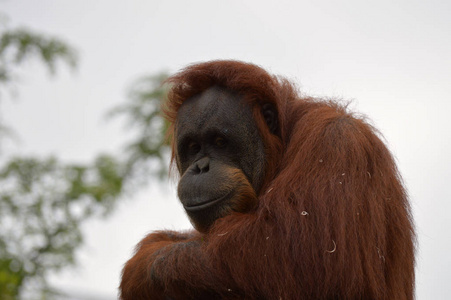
214 137 227 148
188 141 200 154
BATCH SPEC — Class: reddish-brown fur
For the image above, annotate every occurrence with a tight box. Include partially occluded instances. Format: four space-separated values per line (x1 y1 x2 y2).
120 61 415 299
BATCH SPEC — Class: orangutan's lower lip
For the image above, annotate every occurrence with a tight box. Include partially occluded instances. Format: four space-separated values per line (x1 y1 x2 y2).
184 190 234 212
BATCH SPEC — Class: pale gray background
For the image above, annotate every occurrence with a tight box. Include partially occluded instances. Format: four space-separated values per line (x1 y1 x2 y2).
3 0 450 299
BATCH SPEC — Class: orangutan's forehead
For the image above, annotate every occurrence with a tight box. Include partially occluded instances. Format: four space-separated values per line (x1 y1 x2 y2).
176 86 254 132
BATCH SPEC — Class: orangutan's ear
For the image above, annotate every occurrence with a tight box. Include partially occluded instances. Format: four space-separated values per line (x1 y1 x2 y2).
262 103 278 135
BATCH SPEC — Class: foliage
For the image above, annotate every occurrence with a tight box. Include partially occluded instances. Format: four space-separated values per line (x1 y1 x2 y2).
0 27 77 85
0 21 170 298
0 156 124 297
0 24 78 148
108 73 171 181
0 21 80 299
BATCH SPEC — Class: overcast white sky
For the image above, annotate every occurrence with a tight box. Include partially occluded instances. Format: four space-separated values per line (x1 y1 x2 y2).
2 0 451 299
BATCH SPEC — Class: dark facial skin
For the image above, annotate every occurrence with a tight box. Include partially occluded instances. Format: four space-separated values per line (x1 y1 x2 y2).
175 86 266 232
